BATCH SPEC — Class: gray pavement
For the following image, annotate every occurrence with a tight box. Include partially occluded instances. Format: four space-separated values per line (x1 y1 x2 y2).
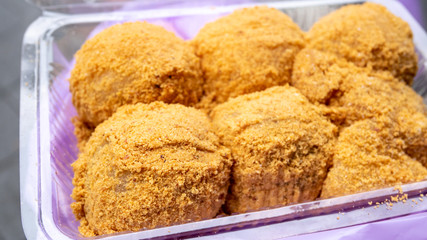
0 1 40 239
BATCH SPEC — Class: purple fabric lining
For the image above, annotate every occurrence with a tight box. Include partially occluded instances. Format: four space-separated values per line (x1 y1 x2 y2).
399 0 425 29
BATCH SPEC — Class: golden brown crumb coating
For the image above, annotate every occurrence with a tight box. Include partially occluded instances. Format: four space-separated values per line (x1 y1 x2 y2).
401 113 427 168
333 73 427 168
291 48 351 104
322 119 427 198
69 22 203 128
291 49 427 167
307 2 417 84
211 86 337 213
71 102 232 236
192 6 305 109
71 117 94 151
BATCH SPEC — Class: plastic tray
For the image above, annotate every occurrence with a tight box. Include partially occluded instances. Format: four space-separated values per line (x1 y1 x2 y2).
20 0 427 239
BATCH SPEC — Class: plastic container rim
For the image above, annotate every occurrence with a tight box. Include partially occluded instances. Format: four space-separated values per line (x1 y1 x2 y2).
20 0 427 239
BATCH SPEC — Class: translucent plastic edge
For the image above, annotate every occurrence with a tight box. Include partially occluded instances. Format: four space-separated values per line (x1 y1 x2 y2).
20 20 41 240
28 0 192 13
21 17 73 240
30 0 361 14
20 0 427 239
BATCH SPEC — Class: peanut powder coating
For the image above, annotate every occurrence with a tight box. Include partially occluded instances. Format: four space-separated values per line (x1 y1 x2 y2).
71 102 232 236
322 119 427 198
192 6 305 110
71 117 94 151
307 2 417 84
69 22 203 129
67 3 427 237
291 48 427 168
211 86 337 213
291 48 352 105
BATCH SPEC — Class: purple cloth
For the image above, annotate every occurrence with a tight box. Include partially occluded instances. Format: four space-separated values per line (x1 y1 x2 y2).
399 0 425 29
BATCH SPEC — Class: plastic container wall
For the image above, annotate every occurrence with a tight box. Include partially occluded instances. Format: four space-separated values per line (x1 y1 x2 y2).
20 0 427 239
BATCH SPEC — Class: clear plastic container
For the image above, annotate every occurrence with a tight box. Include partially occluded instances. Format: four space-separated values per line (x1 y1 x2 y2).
20 0 427 239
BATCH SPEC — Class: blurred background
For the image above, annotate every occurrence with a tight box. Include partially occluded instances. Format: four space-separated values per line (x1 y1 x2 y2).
0 0 425 239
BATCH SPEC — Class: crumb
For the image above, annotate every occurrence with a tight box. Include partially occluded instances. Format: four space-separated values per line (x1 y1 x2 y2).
394 185 403 194
71 102 232 236
69 21 203 127
307 2 417 84
320 118 427 198
193 6 305 108
211 86 336 213
368 201 373 205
